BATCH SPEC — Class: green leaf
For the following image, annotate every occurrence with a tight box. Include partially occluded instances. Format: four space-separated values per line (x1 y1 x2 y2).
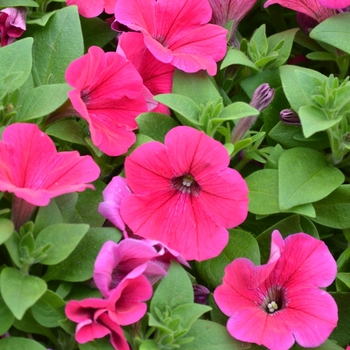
336 273 350 290
0 37 33 93
80 17 117 51
278 147 344 210
79 338 115 350
0 0 38 7
0 297 14 334
34 199 63 235
45 119 87 146
195 229 260 288
172 69 221 106
136 112 179 142
312 185 350 229
1 267 47 320
31 290 65 328
0 338 46 350
43 227 121 282
0 218 14 245
310 12 350 54
4 231 21 268
35 223 89 265
151 262 193 314
279 65 326 112
154 94 201 127
221 48 258 70
31 6 84 85
172 303 211 330
139 340 159 350
26 11 57 26
214 102 259 122
180 320 245 349
15 84 70 121
306 52 336 61
299 105 342 138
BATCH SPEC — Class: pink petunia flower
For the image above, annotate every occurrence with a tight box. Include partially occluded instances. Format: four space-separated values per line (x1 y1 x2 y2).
214 230 338 350
208 0 257 27
119 126 249 261
319 0 350 8
117 32 175 115
65 46 147 156
0 123 100 229
0 7 26 46
66 0 116 18
66 274 152 349
264 0 335 22
114 0 228 76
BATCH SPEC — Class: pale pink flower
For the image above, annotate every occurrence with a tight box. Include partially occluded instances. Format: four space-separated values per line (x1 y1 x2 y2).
0 7 26 46
120 126 249 261
208 0 257 27
66 0 116 18
117 32 175 115
264 0 335 22
214 230 338 350
0 123 100 228
114 0 228 76
65 46 147 156
319 0 350 8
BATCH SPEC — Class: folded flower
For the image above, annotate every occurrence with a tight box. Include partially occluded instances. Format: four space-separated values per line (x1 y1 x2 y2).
66 0 116 18
0 123 100 206
120 126 249 261
117 32 175 115
0 7 26 46
214 230 338 350
65 46 147 156
114 0 228 76
264 0 335 22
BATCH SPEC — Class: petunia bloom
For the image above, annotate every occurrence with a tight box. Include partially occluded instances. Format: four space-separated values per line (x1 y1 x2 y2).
65 46 147 156
114 0 228 76
0 123 100 228
117 32 175 115
319 0 350 8
120 126 249 261
264 0 335 22
0 7 26 46
214 230 338 350
208 0 257 28
66 0 116 18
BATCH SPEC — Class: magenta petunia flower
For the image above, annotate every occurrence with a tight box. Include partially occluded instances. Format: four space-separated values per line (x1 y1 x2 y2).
117 32 175 115
214 230 338 350
114 0 228 76
65 46 147 156
208 0 257 27
119 126 249 261
0 7 26 46
0 123 100 206
264 0 335 22
66 0 116 18
319 0 350 8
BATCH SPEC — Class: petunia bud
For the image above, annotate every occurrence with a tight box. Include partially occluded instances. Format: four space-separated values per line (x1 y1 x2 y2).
280 109 301 125
193 284 210 304
0 7 26 46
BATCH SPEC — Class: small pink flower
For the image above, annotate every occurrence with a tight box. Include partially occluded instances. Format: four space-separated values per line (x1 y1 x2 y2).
93 239 166 298
117 32 175 115
0 123 99 206
208 0 257 27
214 230 338 350
65 46 147 156
114 0 228 76
264 0 335 22
66 0 116 18
0 7 26 46
120 126 249 261
319 0 350 8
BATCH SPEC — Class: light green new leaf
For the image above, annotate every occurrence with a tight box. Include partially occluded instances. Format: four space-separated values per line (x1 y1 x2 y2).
0 218 14 245
214 102 259 122
279 147 344 210
1 267 47 320
221 48 258 70
35 223 89 265
0 338 46 350
0 0 38 7
31 6 84 85
0 297 14 334
310 12 350 54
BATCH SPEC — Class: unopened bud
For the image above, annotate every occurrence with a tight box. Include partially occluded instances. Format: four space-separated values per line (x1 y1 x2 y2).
250 83 275 112
193 284 210 304
280 109 301 125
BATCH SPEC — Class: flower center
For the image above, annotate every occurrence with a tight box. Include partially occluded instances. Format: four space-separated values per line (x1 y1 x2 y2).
261 286 287 315
171 174 201 196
